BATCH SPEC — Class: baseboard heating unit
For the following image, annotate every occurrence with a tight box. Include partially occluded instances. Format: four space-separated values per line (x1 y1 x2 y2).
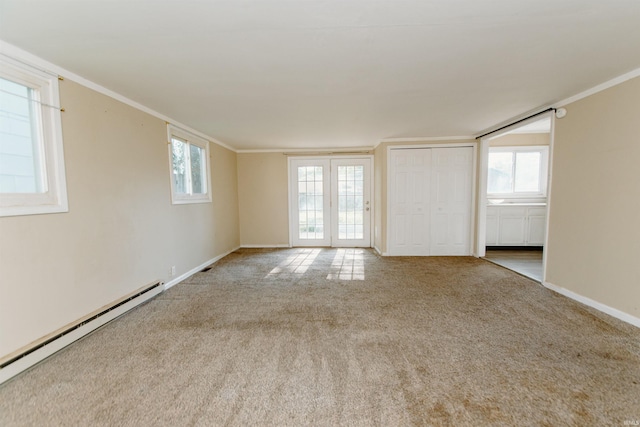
0 281 164 385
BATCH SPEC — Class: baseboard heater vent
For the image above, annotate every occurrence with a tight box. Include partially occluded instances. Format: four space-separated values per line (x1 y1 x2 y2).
0 281 164 384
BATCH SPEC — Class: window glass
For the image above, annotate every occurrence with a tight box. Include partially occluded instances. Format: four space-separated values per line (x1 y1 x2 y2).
487 147 548 196
167 125 211 204
514 152 541 192
0 77 43 193
171 138 187 194
487 152 513 194
189 143 205 194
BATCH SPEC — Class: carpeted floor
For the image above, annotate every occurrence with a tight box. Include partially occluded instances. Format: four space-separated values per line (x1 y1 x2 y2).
1 248 639 426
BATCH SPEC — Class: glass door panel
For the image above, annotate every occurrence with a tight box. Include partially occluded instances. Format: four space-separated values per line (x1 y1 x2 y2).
331 158 371 247
337 165 365 240
290 159 331 246
297 165 325 240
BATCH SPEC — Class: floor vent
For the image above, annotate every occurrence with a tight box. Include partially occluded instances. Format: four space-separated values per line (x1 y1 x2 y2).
0 281 163 384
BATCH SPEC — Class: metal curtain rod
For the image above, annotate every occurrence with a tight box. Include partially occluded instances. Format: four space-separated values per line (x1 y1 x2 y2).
282 151 372 156
475 108 555 140
0 88 63 111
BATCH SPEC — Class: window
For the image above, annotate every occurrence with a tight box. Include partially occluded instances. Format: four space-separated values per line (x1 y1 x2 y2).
167 124 211 204
0 55 68 216
488 147 548 197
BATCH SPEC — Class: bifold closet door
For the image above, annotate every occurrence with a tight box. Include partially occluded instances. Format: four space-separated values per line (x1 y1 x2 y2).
430 147 473 255
388 149 432 255
388 147 473 256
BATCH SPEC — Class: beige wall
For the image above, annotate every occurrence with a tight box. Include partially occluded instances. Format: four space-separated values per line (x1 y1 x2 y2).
237 153 290 246
546 76 640 319
0 80 240 358
373 144 385 252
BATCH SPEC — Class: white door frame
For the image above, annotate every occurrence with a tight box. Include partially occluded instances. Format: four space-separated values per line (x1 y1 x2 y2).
474 111 556 283
288 155 374 248
386 143 477 256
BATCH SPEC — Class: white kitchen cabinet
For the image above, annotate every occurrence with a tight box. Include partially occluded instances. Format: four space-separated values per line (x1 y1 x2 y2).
485 210 499 245
526 207 547 245
486 205 546 247
498 207 527 245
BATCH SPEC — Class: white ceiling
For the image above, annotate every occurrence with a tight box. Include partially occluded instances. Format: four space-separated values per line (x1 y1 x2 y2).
1 1 639 151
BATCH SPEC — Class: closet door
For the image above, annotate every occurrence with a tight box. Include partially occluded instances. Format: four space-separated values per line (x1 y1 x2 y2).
430 147 473 255
388 149 432 255
388 146 473 256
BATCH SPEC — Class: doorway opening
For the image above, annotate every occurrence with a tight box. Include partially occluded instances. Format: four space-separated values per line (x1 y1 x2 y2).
288 156 372 248
479 116 552 282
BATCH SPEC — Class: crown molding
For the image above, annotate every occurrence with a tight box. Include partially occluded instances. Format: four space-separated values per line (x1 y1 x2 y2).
475 67 640 139
553 67 640 108
379 136 474 143
237 146 374 154
0 40 236 153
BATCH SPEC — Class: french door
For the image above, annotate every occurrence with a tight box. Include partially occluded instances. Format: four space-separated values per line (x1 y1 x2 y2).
290 157 371 247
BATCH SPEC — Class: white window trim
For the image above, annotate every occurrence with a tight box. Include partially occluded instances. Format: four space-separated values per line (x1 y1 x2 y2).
167 124 212 205
487 145 549 199
0 55 68 217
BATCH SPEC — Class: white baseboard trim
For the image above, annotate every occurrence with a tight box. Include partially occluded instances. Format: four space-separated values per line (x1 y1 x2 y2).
164 246 240 290
0 246 240 385
543 281 640 328
240 244 291 249
0 283 163 385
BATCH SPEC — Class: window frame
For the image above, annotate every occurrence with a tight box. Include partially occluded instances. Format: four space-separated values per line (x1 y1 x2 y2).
0 55 68 217
167 124 212 205
487 146 549 198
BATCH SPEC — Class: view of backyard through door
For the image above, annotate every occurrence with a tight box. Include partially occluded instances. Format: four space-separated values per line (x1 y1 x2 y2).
290 157 371 247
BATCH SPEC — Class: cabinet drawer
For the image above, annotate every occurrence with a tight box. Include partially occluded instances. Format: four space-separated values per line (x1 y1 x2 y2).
499 206 527 217
527 207 547 216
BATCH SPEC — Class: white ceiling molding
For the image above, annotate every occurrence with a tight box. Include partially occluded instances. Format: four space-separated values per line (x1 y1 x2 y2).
553 67 640 109
474 66 640 140
379 136 475 143
0 40 237 153
237 146 375 154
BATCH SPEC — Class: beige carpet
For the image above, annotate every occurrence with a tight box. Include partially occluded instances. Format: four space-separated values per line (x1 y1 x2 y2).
1 248 639 426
